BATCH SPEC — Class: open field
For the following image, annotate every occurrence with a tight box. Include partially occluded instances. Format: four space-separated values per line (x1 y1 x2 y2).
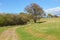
0 18 60 40
16 18 60 40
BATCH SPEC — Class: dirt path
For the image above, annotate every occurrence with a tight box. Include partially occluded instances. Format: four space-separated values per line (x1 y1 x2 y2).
0 26 20 40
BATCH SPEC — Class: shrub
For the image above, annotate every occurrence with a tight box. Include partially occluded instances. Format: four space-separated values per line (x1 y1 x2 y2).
0 13 31 26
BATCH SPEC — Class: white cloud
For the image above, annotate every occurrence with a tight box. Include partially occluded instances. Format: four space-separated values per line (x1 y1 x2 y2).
45 7 60 16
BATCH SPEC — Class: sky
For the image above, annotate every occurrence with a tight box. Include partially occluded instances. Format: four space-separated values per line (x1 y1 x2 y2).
0 0 60 14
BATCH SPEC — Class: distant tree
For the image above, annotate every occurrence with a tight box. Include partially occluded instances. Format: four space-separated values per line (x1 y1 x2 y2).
25 3 45 23
20 12 26 14
48 14 53 18
53 15 59 18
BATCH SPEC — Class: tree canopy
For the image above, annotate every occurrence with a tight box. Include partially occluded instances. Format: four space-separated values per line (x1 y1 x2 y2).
25 3 45 23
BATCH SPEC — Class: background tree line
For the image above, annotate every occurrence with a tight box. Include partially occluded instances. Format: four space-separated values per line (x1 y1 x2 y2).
47 14 59 18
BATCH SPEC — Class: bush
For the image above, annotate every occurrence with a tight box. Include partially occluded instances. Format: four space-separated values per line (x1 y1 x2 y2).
0 13 31 26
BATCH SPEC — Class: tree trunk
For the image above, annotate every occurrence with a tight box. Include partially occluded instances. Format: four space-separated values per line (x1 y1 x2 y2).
33 19 36 23
33 16 37 23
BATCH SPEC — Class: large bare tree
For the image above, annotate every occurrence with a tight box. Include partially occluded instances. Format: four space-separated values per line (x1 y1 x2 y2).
25 3 45 23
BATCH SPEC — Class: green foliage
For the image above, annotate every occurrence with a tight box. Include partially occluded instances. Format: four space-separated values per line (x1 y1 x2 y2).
0 13 31 26
47 14 53 18
25 3 45 23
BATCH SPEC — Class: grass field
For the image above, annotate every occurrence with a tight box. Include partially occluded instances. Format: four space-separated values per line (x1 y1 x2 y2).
16 18 60 40
0 18 60 40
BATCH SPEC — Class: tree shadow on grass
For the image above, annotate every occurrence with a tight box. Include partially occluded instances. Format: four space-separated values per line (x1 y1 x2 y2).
36 21 46 23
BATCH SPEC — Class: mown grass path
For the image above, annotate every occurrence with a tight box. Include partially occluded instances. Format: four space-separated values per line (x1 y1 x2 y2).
0 27 10 35
0 26 20 40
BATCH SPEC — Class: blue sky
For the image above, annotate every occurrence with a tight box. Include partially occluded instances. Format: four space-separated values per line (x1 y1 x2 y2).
0 0 60 14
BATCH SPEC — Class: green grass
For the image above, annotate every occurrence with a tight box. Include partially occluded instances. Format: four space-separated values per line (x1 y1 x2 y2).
16 27 44 40
0 27 9 35
32 18 60 35
32 18 60 40
17 18 60 40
